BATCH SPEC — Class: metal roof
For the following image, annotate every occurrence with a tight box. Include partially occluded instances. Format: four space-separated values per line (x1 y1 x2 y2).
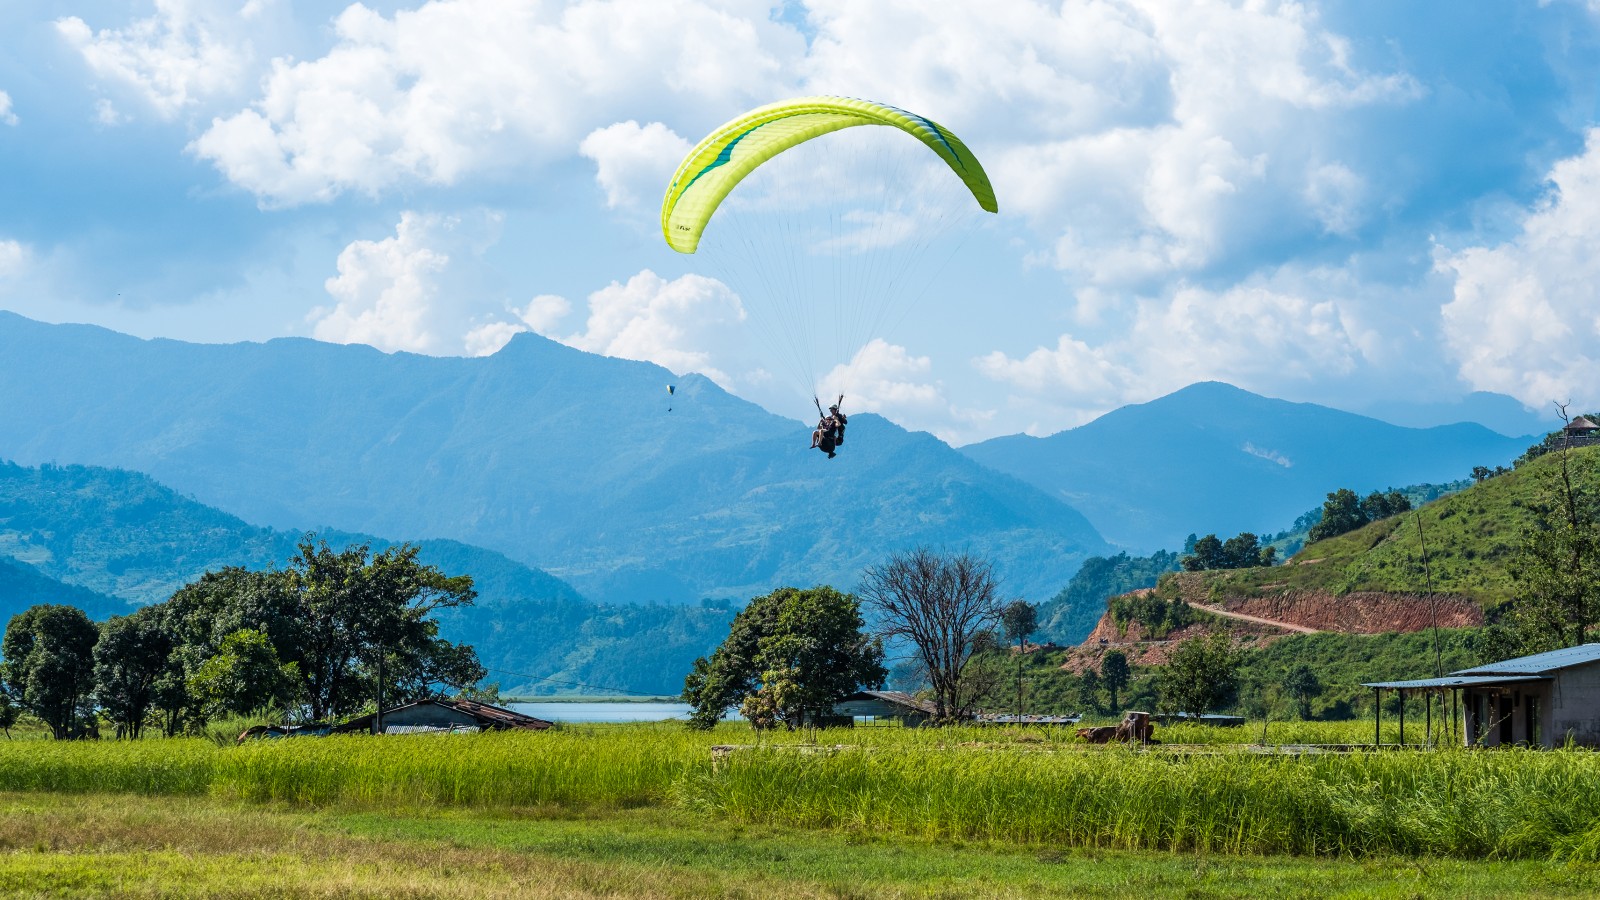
1451 643 1600 676
1363 674 1551 690
840 690 937 715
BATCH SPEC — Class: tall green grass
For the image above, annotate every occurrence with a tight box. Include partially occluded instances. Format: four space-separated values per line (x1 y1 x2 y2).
0 738 215 794
3 725 1599 860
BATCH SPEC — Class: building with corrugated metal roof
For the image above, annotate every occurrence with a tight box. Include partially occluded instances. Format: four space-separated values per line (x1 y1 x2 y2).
1365 644 1600 748
831 690 937 727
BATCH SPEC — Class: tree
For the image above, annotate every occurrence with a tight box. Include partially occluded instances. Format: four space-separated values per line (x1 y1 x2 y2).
1158 631 1239 718
1282 663 1323 720
0 690 16 738
93 607 172 739
1508 416 1600 652
1001 600 1037 720
1359 490 1411 522
1182 533 1274 571
1 605 99 739
859 548 1004 722
1183 534 1226 571
1308 489 1365 543
187 629 302 720
285 538 478 721
1100 650 1130 712
1076 669 1102 714
683 586 884 730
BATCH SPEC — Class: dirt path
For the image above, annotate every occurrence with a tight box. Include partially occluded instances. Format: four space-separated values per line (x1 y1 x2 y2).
1200 605 1319 634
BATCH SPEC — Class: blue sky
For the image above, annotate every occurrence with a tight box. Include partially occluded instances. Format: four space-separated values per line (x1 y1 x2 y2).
2 1 1598 443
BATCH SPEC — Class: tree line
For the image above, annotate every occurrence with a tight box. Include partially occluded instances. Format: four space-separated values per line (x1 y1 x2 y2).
1 538 483 739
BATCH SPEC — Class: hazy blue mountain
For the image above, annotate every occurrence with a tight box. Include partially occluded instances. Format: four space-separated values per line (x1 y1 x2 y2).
0 458 728 694
1348 391 1554 438
961 382 1532 552
0 555 129 625
0 312 1108 603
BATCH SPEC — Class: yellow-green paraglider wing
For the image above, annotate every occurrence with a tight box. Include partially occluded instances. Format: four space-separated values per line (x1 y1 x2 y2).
661 96 997 254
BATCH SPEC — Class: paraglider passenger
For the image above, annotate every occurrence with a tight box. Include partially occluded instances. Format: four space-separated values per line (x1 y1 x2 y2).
811 398 846 458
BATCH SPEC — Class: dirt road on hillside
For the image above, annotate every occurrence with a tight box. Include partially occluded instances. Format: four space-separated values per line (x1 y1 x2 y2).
1201 605 1319 634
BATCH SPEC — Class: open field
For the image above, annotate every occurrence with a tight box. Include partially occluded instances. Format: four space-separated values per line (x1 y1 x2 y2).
4 792 1596 899
4 722 1600 867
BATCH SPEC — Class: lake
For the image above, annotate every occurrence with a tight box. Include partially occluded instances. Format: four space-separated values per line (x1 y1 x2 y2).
509 701 698 723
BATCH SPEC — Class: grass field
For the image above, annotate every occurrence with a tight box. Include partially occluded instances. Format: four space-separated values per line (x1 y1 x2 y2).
5 792 1597 899
5 722 1600 868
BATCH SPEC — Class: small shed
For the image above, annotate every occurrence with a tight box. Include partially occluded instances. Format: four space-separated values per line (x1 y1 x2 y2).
334 697 554 735
1364 643 1600 748
832 690 937 727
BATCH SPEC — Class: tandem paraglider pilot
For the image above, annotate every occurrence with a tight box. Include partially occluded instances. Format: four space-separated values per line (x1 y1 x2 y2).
811 397 847 459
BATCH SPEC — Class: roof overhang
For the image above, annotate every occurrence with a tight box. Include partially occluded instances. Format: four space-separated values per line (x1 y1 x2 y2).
1362 674 1551 690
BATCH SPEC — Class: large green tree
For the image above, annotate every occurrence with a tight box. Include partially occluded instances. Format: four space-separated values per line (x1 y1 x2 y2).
93 607 172 739
684 586 884 730
285 538 478 721
187 628 302 720
1158 631 1239 718
1 605 99 739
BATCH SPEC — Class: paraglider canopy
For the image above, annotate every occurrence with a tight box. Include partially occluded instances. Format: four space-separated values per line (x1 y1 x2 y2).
661 96 997 254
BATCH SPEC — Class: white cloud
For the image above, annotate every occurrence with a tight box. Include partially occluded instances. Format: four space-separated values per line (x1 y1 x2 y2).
977 275 1375 422
1438 128 1600 410
57 0 256 120
559 269 750 386
0 240 29 279
579 121 691 210
191 0 802 205
819 338 994 442
516 294 573 334
310 209 514 356
0 91 16 126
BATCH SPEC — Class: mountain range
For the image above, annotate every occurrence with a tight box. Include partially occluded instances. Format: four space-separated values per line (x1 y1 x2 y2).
960 382 1533 551
0 312 1106 604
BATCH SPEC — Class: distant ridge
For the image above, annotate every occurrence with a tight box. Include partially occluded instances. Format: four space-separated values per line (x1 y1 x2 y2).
0 312 1109 603
961 381 1530 551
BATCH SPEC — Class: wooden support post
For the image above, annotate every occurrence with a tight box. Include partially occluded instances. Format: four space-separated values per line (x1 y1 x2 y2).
1398 688 1406 747
1425 691 1433 748
1374 688 1382 747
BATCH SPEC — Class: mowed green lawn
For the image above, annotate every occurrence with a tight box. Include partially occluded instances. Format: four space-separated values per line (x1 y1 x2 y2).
3 792 1593 899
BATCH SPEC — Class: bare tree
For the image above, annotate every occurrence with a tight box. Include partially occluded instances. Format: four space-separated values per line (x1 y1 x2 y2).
858 548 1003 722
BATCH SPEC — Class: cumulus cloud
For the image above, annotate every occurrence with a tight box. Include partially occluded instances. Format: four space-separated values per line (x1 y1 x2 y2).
819 339 993 442
0 240 29 279
0 91 16 126
558 269 750 386
1438 128 1600 409
309 209 516 356
976 275 1376 425
57 0 257 120
190 0 801 205
579 121 692 210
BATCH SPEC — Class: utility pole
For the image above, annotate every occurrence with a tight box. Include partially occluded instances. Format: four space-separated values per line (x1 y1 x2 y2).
372 655 384 736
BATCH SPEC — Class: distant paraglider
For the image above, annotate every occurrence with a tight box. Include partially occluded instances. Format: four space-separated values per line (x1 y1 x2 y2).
666 383 676 412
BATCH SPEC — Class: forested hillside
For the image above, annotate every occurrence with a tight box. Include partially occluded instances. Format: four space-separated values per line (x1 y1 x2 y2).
0 459 729 694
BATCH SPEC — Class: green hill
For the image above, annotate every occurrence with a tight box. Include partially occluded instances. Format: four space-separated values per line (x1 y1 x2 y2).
1164 444 1600 607
0 459 732 695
